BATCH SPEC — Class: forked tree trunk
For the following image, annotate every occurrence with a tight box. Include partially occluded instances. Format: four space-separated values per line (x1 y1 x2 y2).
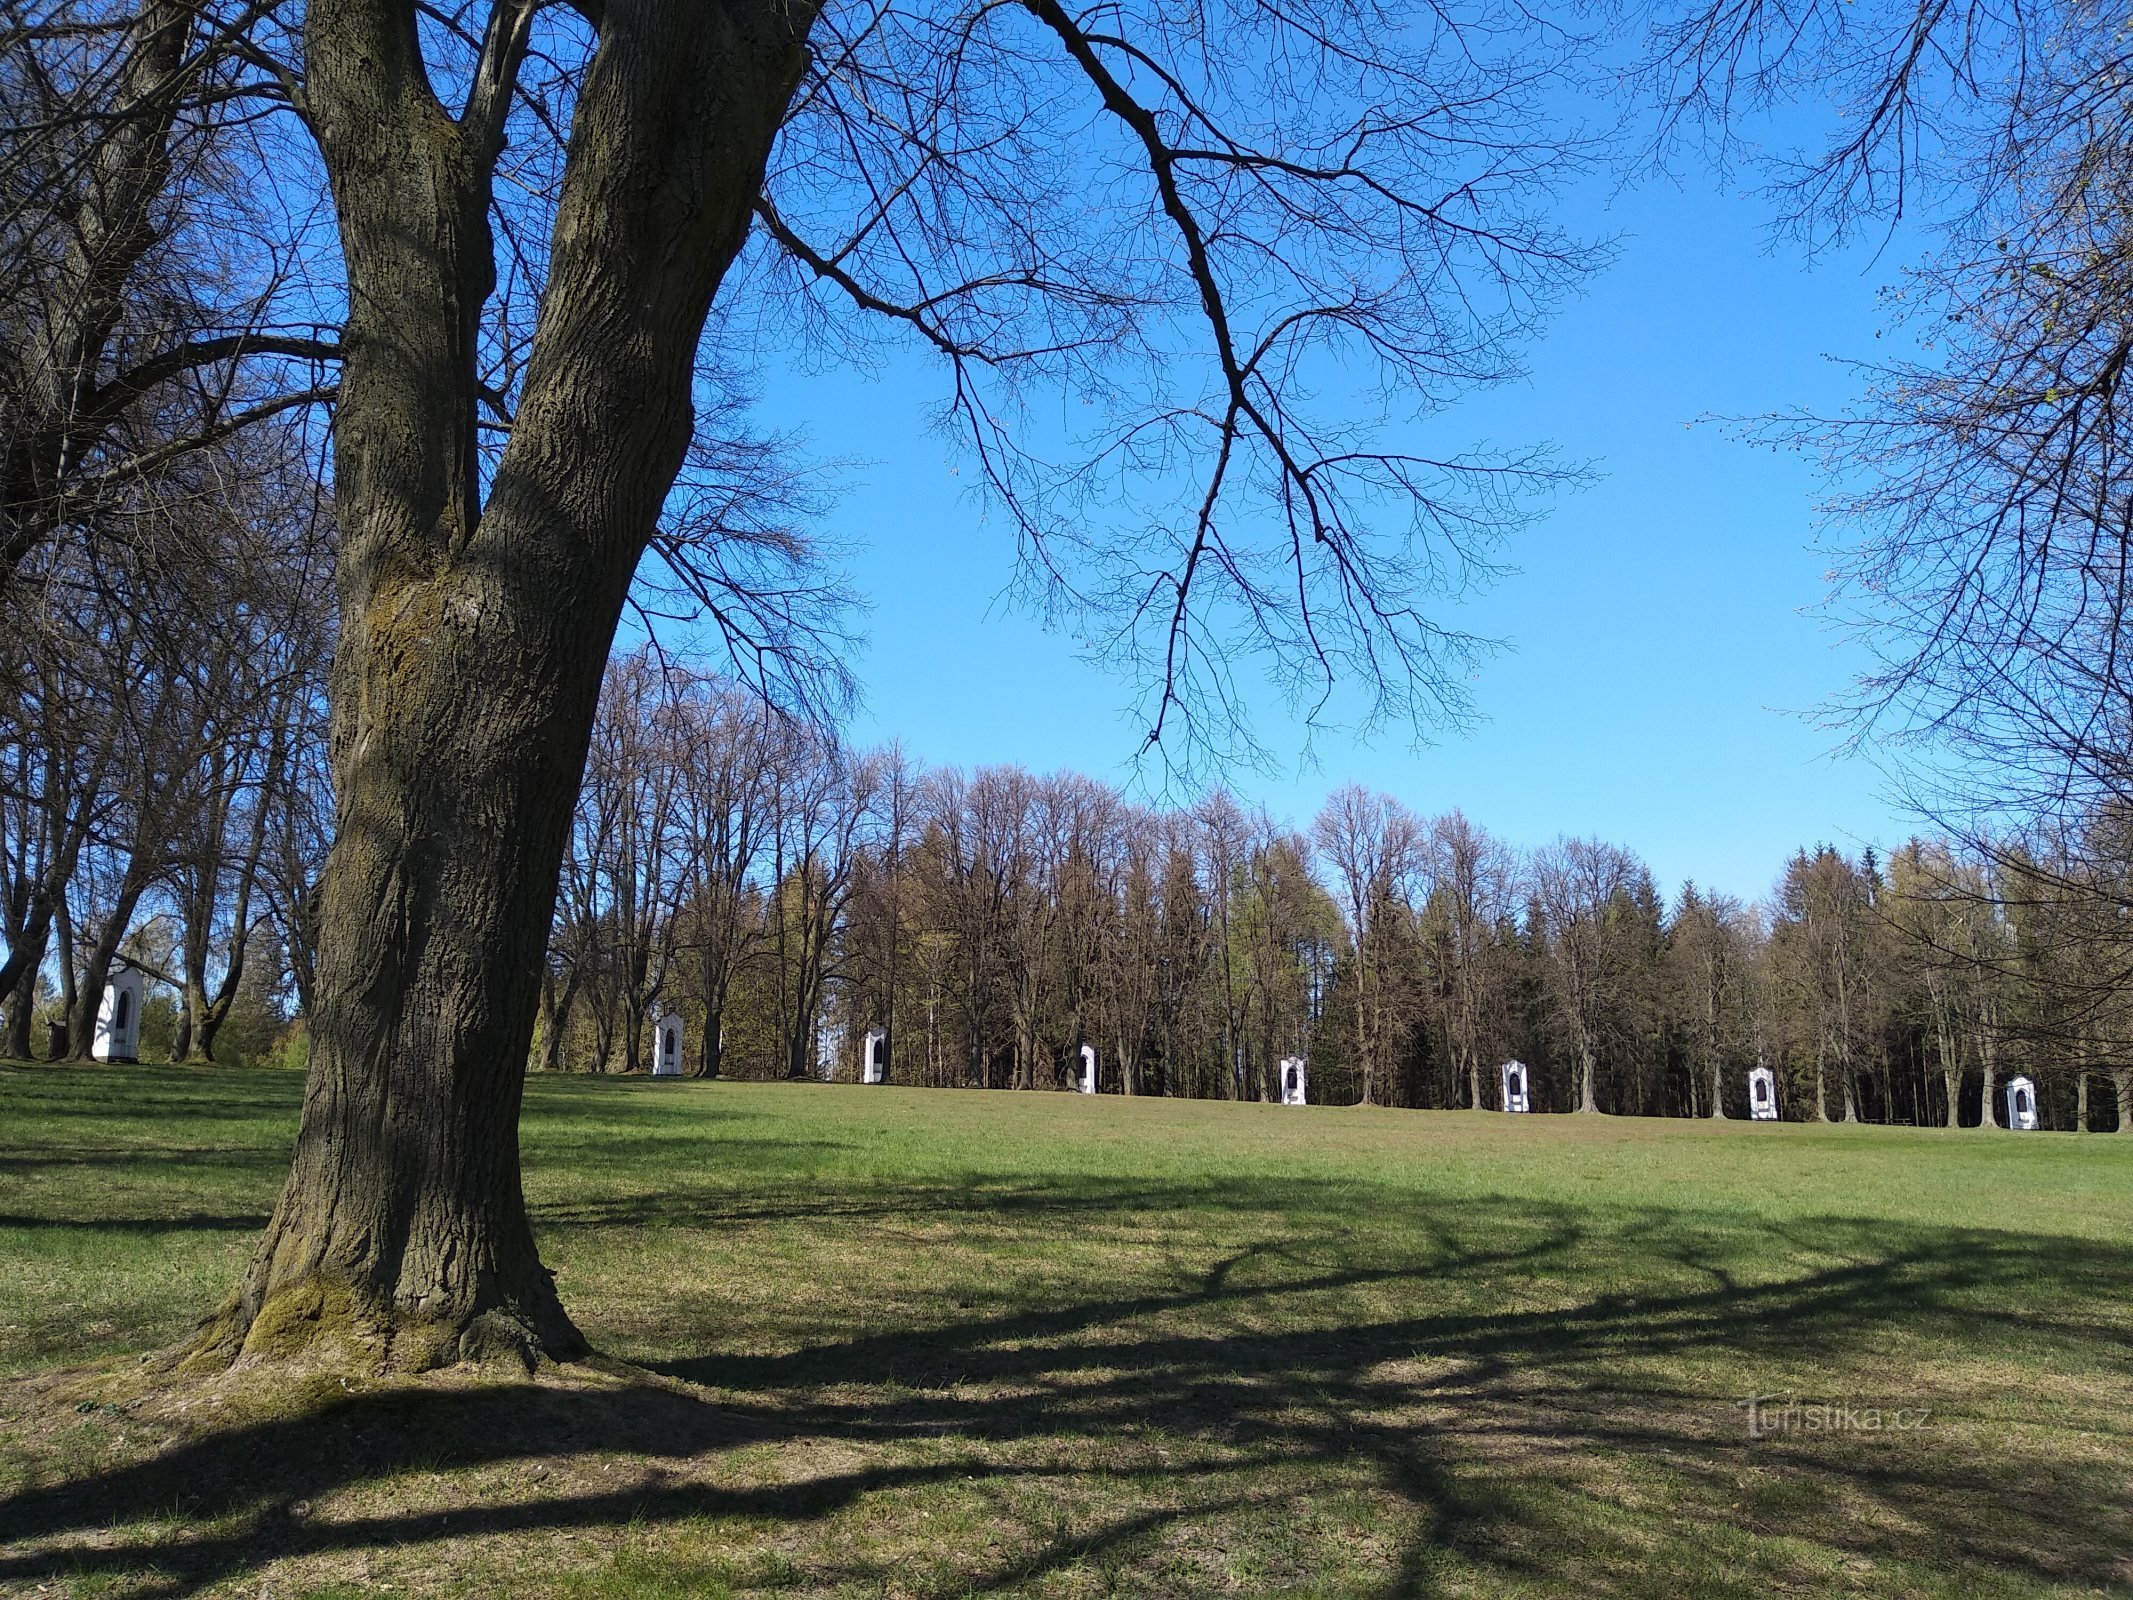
191 0 811 1373
0 918 48 1059
692 994 725 1078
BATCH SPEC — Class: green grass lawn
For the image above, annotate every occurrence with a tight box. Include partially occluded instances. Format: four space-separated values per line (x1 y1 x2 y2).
1 1061 2128 1599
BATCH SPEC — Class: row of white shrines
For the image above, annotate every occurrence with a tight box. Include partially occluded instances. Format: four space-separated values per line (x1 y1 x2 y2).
82 966 2048 1130
645 1012 2049 1129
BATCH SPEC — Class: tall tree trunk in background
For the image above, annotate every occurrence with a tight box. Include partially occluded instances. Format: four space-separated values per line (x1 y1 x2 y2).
1353 942 1374 1106
0 743 110 1022
1930 980 1961 1128
691 945 730 1077
1974 1002 1999 1130
1703 973 1724 1117
2112 1068 2131 1134
539 958 588 1074
1 918 48 1058
189 787 275 1062
192 0 811 1372
53 894 76 1040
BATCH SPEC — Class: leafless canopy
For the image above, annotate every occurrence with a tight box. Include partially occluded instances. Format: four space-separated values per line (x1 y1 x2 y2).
13 0 1602 758
750 0 1600 764
1646 0 2133 907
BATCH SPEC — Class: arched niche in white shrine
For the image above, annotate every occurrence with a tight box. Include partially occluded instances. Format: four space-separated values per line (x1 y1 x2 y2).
93 962 145 1063
1278 1056 1307 1106
652 1012 684 1077
1499 1058 1531 1113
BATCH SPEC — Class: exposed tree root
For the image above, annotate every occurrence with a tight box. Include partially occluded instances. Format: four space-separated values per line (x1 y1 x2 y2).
181 1274 588 1380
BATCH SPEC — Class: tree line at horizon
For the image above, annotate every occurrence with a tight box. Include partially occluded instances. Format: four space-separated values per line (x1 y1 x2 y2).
14 593 2129 1132
542 653 2131 1131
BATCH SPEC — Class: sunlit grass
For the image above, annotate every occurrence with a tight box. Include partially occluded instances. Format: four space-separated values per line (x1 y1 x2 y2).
1 1062 2127 1598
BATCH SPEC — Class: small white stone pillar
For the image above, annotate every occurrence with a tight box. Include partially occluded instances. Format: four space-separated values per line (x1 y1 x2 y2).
652 1012 684 1077
92 962 144 1063
1748 1064 1778 1121
1499 1058 1530 1113
1076 1043 1098 1094
1278 1056 1307 1105
2004 1075 2039 1131
862 1026 888 1085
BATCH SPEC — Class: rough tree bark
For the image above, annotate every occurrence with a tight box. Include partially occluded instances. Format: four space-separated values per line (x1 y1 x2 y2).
1576 1042 1599 1115
191 0 812 1372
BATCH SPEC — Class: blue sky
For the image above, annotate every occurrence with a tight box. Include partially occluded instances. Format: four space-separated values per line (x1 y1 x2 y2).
742 158 1922 908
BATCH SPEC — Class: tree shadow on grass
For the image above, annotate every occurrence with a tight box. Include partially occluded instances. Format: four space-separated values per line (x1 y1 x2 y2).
0 1211 270 1234
0 1185 2127 1599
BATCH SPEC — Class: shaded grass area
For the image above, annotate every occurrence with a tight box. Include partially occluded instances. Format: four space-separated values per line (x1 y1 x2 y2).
0 1063 2128 1598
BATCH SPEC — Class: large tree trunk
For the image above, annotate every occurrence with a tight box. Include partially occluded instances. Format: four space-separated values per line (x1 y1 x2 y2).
197 614 616 1368
191 0 811 1373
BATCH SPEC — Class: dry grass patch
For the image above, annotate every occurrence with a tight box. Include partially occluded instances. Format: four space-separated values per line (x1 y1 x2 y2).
0 1065 2128 1597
